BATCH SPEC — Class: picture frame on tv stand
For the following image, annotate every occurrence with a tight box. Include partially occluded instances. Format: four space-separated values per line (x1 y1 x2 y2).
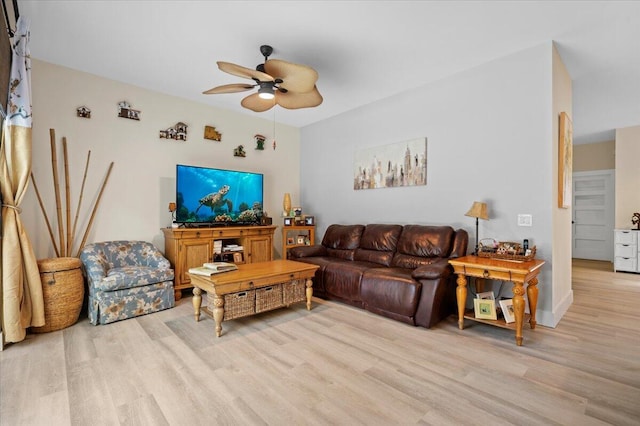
260 216 272 225
284 217 293 226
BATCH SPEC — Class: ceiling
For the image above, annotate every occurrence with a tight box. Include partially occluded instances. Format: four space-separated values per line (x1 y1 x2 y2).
15 1 640 144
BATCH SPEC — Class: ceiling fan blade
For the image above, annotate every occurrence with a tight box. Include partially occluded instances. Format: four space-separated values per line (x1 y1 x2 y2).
202 83 255 95
241 93 276 112
217 61 274 82
275 86 323 109
264 59 318 93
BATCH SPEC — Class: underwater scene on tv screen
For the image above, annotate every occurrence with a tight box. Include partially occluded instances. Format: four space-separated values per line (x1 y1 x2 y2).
176 165 263 224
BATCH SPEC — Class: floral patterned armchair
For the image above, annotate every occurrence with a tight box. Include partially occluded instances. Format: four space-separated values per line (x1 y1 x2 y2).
79 240 175 325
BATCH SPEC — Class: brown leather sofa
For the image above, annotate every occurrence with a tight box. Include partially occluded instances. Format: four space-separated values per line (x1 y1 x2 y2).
289 224 468 328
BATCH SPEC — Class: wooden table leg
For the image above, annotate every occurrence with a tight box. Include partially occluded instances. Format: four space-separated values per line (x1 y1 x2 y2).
192 287 202 322
512 281 525 346
456 273 468 330
213 295 224 338
305 278 313 310
527 277 539 329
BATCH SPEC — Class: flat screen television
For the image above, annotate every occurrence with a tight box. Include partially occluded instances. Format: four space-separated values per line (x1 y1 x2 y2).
175 164 264 225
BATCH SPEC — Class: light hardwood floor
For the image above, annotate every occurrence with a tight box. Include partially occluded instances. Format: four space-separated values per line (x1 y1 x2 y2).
1 260 639 425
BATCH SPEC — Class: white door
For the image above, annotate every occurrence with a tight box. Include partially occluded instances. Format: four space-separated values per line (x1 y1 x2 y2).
572 170 615 261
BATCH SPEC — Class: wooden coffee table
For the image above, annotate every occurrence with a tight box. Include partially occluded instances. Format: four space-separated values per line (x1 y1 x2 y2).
189 259 319 337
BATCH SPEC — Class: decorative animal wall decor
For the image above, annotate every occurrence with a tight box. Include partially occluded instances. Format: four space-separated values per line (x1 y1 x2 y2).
234 145 246 157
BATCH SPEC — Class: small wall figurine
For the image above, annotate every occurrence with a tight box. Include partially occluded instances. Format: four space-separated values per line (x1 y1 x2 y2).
632 212 640 230
117 101 141 120
204 125 222 141
76 106 91 119
234 145 246 157
160 122 188 141
254 134 266 150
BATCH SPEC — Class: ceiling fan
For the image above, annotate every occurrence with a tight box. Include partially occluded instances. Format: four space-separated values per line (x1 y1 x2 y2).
203 45 323 112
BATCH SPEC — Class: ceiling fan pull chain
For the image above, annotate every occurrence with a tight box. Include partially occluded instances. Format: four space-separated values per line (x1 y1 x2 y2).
272 108 277 150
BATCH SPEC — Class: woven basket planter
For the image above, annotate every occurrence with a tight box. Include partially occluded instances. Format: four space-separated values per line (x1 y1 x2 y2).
31 257 85 333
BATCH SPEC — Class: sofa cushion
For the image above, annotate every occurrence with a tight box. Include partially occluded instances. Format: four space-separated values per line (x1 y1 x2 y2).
321 224 365 261
289 244 328 258
322 224 365 249
97 266 175 292
361 267 422 322
288 256 335 294
392 225 454 268
354 224 403 266
324 260 377 303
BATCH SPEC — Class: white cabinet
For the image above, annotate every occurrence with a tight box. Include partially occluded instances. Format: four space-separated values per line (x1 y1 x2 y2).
614 229 639 273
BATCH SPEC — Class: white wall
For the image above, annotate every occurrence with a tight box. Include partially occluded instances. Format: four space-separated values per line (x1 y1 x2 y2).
24 60 301 259
300 43 570 327
550 44 573 326
614 125 640 228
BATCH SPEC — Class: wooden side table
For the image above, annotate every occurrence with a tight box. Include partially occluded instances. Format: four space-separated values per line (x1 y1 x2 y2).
448 255 545 346
282 225 315 259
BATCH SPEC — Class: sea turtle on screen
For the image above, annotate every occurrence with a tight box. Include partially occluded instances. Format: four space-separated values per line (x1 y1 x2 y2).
195 185 233 215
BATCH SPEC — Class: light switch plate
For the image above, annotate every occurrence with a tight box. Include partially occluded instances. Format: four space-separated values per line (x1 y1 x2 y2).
518 214 532 227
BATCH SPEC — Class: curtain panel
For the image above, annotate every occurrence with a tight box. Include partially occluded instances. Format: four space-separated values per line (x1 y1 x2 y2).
1 17 44 343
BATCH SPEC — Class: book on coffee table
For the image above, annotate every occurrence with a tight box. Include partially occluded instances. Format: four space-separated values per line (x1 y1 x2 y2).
189 262 238 276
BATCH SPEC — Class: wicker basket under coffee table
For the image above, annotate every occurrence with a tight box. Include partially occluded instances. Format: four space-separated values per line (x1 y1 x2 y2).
189 259 319 337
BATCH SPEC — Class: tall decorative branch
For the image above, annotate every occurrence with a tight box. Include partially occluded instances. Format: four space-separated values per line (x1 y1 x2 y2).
49 129 65 257
63 137 71 256
70 150 90 255
76 162 114 257
30 172 59 257
34 129 113 258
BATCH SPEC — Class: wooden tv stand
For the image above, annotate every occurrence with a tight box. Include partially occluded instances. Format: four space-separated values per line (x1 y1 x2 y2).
162 225 276 300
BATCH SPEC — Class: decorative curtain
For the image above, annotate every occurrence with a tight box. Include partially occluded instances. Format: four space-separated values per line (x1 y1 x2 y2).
1 17 44 343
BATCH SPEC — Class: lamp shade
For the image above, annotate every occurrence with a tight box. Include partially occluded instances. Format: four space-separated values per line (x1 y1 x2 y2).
465 201 489 220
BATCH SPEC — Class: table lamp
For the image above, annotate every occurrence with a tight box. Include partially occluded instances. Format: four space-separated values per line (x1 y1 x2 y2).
465 201 489 255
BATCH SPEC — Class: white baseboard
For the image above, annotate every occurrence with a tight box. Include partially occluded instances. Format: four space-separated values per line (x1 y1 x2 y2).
537 289 574 328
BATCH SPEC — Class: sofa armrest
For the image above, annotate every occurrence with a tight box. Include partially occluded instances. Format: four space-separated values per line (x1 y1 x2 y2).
289 245 328 259
79 252 109 286
449 229 469 258
142 247 171 269
411 259 452 280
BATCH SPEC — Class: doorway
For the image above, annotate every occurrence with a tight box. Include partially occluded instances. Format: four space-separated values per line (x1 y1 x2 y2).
572 170 615 261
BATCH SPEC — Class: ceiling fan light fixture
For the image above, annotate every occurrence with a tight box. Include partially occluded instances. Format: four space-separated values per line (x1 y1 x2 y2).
258 84 275 100
206 45 322 112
